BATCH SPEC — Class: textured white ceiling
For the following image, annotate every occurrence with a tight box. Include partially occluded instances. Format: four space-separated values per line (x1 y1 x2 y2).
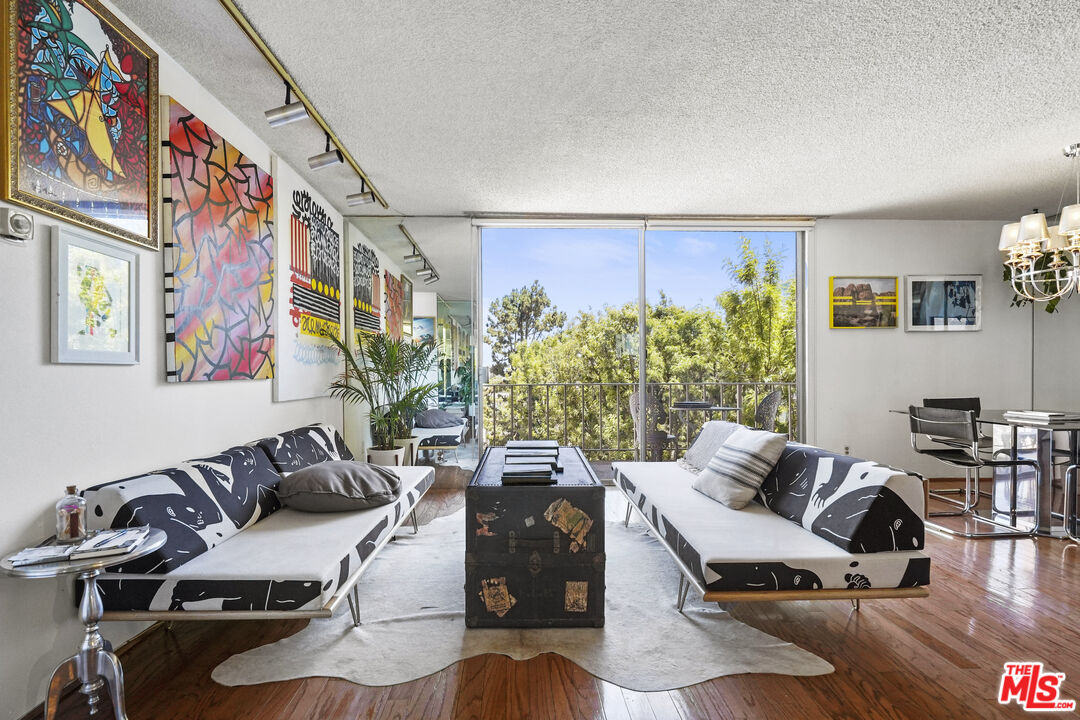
349 216 475 300
113 0 1080 224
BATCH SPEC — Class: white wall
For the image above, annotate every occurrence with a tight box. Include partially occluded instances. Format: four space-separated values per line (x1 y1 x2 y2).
0 4 339 718
414 291 438 318
1033 298 1080 409
806 219 1033 477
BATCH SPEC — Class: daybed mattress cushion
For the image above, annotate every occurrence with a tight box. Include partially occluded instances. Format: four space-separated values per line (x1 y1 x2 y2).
413 421 467 446
95 466 434 613
614 462 929 593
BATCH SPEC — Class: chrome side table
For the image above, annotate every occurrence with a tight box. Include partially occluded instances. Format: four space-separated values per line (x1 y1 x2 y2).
1 529 166 719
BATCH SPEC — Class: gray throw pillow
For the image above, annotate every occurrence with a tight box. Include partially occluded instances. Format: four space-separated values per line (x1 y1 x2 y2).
692 427 787 509
414 408 463 428
678 421 741 474
278 461 401 512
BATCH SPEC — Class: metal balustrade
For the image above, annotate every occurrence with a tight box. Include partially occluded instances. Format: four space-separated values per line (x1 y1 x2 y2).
482 381 797 461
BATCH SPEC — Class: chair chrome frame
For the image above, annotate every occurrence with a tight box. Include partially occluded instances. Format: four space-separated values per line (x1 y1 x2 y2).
1065 465 1080 543
909 406 1040 539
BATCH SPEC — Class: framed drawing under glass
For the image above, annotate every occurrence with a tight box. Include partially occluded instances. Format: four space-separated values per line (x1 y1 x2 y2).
4 0 160 249
52 226 139 364
829 276 899 329
905 275 981 331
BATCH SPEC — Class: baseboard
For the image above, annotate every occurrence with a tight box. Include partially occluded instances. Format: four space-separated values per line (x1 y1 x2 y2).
16 621 165 720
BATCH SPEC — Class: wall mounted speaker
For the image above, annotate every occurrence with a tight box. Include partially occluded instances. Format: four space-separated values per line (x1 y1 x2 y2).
0 208 34 241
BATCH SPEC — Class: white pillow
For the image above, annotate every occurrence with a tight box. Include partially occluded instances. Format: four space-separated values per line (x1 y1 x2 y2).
678 421 741 474
692 427 787 509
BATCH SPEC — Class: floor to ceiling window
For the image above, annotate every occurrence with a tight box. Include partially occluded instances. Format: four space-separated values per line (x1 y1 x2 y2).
479 223 802 462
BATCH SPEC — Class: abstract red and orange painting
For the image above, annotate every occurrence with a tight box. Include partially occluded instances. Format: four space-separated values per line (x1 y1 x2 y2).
164 98 275 382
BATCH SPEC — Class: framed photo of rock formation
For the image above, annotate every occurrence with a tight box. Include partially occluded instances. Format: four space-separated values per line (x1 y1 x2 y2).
829 276 899 329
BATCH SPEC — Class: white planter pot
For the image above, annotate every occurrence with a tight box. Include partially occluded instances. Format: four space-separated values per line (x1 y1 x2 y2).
367 447 406 466
393 437 419 466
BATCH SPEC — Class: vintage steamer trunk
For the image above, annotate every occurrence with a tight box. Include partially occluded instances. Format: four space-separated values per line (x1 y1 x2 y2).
465 446 605 627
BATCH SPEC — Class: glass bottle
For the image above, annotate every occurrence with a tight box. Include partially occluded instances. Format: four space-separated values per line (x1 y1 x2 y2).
56 485 86 544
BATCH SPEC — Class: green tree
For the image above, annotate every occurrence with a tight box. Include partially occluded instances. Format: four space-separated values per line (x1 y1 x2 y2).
485 281 567 376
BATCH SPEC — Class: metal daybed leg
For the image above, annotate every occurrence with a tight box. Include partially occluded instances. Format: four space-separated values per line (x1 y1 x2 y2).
851 599 860 611
410 508 419 535
347 586 361 628
677 576 690 612
623 502 632 527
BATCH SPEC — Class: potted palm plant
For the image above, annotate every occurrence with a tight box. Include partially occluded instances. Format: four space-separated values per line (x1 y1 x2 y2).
326 333 437 466
454 357 475 419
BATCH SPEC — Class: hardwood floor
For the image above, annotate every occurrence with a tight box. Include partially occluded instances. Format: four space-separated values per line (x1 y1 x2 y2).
34 490 1080 720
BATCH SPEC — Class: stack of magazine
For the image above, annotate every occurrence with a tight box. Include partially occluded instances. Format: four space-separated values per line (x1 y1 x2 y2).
8 525 151 567
501 440 561 484
1003 410 1080 424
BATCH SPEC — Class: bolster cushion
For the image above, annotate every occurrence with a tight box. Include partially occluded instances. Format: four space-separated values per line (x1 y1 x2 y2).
758 443 926 553
82 444 282 574
255 423 355 475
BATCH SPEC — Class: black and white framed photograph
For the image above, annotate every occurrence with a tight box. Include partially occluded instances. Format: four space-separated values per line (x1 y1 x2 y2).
905 275 981 332
52 226 140 364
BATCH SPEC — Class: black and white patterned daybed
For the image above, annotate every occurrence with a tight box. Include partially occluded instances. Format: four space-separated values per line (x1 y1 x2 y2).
613 441 930 609
82 423 434 625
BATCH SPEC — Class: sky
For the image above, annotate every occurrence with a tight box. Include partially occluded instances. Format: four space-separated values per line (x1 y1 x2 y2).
480 228 797 364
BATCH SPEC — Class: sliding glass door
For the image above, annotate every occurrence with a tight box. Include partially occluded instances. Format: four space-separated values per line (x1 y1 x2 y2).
478 222 803 466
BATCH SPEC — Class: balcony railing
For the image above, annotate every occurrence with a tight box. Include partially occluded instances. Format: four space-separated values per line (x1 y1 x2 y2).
482 381 797 461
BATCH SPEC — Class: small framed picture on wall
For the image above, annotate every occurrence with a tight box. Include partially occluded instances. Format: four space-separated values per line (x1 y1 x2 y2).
829 276 899 328
905 275 981 331
52 227 140 364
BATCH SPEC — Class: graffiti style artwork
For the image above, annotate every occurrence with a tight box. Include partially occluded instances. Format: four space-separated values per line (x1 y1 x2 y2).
164 98 275 382
5 0 159 248
384 270 404 341
274 181 342 401
351 240 380 342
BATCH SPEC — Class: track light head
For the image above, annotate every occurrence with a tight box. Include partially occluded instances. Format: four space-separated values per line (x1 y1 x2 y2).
423 275 439 284
308 132 343 171
346 191 375 206
265 101 308 127
404 253 423 263
265 83 309 127
416 267 434 277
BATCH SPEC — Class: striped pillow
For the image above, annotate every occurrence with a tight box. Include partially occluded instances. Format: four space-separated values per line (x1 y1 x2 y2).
692 427 787 509
678 421 741 474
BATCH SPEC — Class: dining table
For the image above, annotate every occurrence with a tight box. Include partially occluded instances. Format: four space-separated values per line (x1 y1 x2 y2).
895 408 1080 538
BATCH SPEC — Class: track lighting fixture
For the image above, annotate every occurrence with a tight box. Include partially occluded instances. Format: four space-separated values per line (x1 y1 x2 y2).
423 275 439 285
404 250 423 263
398 224 439 285
307 132 343 171
346 178 376 206
416 266 434 277
264 82 309 127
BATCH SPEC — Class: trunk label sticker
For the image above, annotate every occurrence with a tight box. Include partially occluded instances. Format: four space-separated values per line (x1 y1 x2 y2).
565 581 588 612
544 498 593 552
480 577 516 617
476 511 498 536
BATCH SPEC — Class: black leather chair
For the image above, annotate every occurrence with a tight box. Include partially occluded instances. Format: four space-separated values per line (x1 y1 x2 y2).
909 405 1039 538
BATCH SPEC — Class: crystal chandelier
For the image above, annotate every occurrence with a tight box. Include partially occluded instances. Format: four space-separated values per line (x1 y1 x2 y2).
999 143 1080 302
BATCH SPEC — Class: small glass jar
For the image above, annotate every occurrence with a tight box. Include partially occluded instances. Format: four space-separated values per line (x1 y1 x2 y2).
56 485 86 544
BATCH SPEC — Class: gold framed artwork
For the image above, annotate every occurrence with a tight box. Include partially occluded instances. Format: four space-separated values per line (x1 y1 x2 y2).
3 0 160 249
829 276 899 329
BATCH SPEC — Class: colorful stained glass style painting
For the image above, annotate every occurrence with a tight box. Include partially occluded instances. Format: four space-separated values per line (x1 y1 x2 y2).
352 239 380 343
164 98 274 382
384 270 404 340
5 0 159 248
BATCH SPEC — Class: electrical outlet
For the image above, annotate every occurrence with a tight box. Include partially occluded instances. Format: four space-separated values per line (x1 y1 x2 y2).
844 445 850 455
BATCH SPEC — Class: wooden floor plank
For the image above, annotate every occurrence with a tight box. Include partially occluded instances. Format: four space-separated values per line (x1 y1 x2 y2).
31 487 1080 720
